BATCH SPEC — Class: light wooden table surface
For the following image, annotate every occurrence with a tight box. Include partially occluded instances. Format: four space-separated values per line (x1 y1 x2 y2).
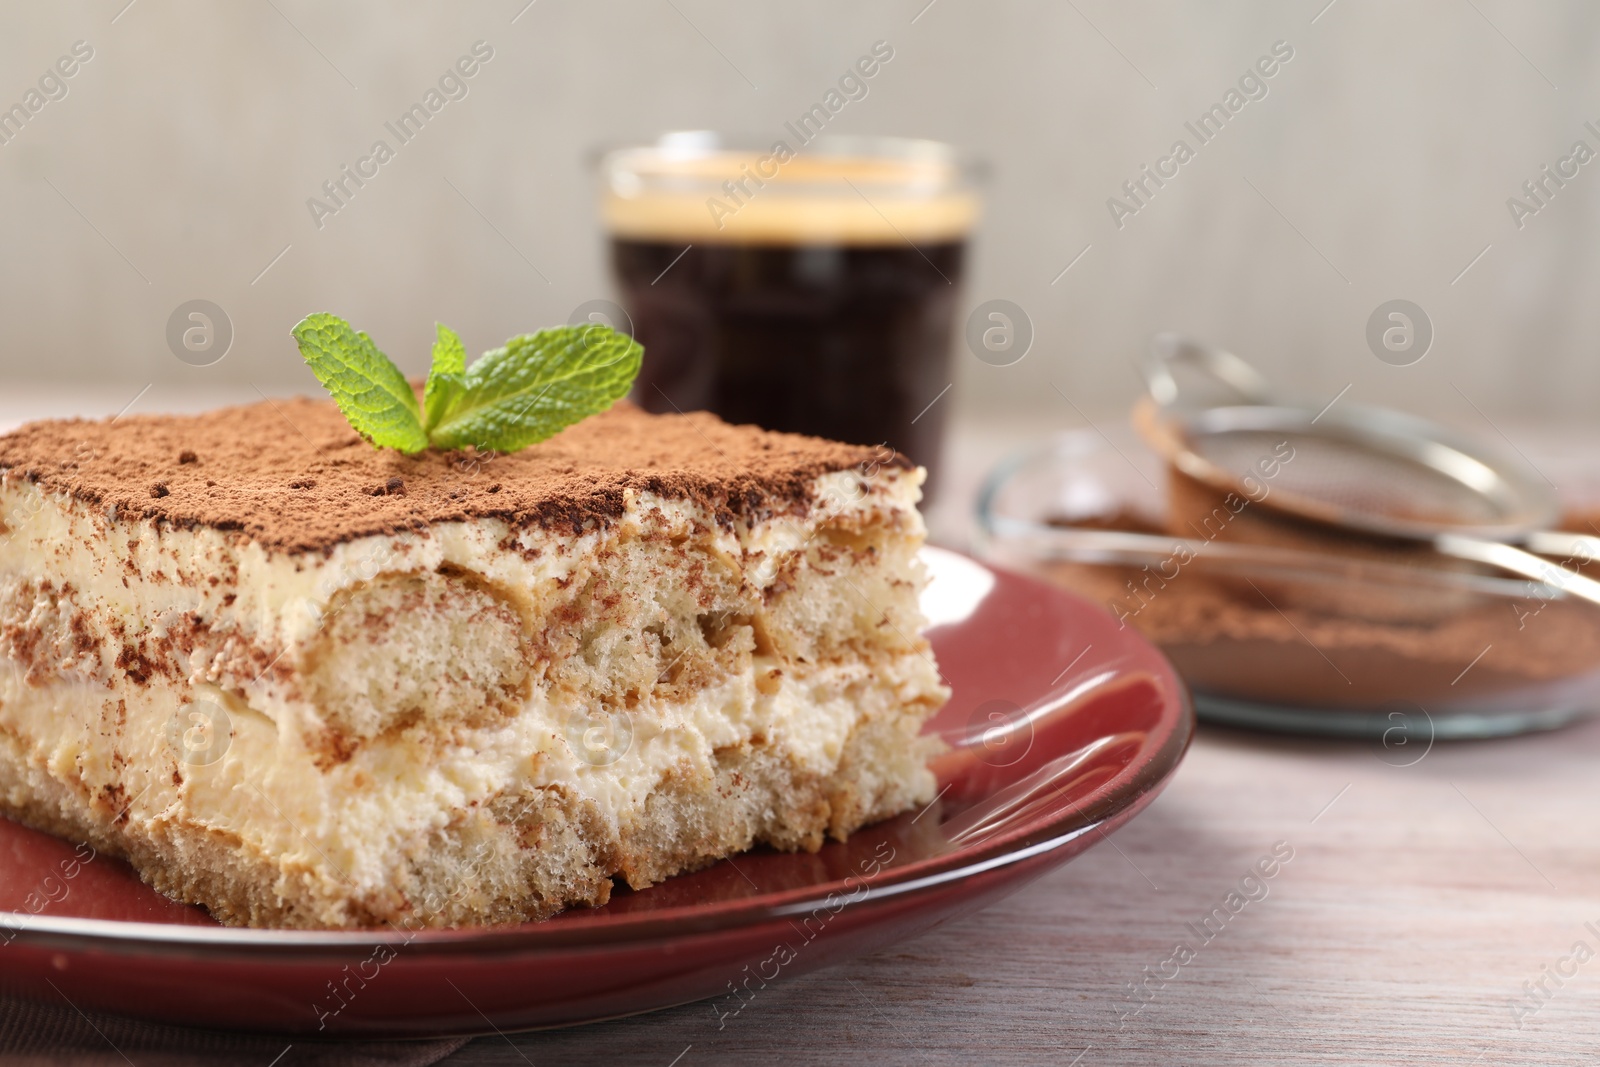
4 395 1595 1066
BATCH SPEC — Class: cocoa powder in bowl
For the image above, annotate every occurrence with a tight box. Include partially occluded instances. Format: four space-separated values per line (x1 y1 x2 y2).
1037 510 1600 715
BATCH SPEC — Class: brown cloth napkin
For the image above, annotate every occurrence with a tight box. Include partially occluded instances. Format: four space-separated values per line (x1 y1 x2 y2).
0 995 466 1066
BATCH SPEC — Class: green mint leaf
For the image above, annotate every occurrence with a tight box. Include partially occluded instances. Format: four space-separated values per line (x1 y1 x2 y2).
292 312 428 453
423 322 467 432
426 324 642 453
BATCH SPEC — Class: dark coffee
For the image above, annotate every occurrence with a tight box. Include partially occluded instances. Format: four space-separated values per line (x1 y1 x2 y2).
611 239 965 476
599 138 978 493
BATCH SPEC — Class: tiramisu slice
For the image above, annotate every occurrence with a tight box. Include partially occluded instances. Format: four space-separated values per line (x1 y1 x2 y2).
0 322 946 929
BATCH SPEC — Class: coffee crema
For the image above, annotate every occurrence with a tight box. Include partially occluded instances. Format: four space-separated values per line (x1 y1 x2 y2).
602 151 979 245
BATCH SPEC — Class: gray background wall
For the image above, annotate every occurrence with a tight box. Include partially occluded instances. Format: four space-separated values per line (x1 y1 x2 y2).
3 0 1599 428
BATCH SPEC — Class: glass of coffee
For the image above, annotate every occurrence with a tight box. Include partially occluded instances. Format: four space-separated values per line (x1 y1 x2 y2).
599 132 980 487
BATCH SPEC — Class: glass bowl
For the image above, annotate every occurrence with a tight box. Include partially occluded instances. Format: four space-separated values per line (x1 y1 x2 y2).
975 431 1600 740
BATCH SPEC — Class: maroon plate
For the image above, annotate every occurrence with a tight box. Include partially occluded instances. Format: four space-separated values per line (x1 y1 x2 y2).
0 547 1192 1036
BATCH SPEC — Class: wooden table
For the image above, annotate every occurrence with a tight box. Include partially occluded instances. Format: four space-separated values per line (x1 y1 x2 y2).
4 396 1593 1065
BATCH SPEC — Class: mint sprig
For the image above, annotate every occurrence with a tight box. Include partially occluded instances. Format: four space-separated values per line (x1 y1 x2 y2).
425 326 643 452
291 313 642 454
422 323 467 431
292 313 430 453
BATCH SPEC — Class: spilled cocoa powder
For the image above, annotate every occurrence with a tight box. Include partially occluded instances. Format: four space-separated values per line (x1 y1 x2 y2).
1037 509 1600 713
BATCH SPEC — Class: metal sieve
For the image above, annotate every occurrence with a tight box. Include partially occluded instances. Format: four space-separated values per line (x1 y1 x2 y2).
1134 334 1600 607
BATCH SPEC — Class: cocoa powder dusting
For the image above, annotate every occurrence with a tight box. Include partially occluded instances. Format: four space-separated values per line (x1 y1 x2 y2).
0 397 910 554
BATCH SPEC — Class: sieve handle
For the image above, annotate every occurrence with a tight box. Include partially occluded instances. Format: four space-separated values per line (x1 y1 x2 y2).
1435 534 1600 609
1523 529 1600 564
1140 334 1274 409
